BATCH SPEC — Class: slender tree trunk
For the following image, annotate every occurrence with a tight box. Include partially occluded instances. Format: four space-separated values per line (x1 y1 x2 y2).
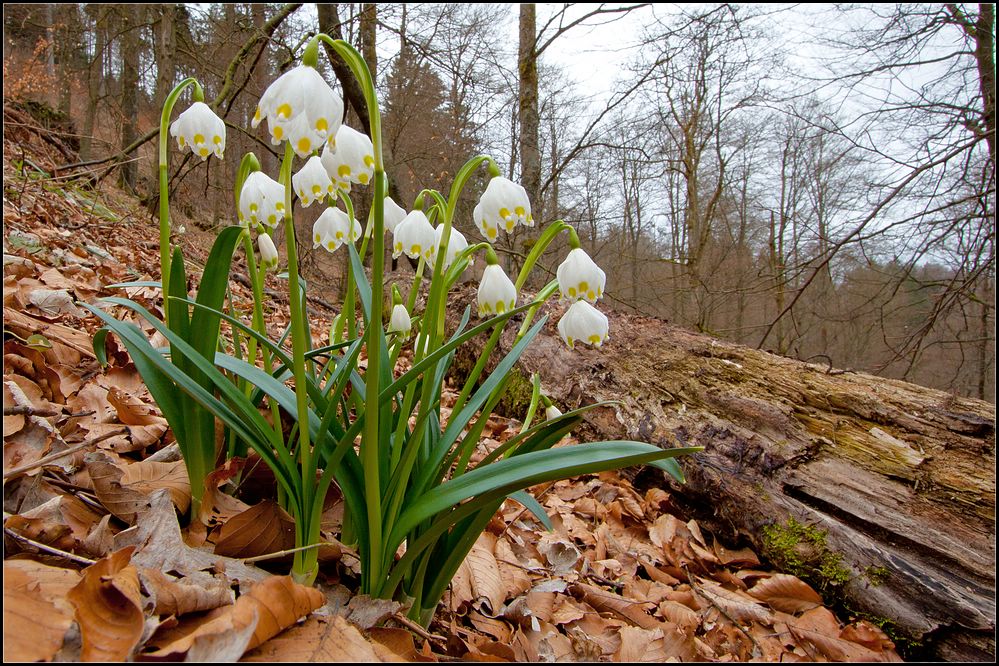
518 4 540 213
119 5 140 191
153 4 176 187
81 7 107 161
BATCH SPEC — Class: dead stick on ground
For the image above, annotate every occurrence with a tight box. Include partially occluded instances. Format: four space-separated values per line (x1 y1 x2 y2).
390 612 448 644
2 428 127 480
3 527 97 566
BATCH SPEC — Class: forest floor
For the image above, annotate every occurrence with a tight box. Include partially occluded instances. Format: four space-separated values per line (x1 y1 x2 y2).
3 101 903 661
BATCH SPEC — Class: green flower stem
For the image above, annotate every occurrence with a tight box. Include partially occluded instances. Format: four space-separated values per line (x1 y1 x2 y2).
158 77 204 327
277 142 318 584
514 220 569 292
336 190 358 342
317 34 386 595
406 257 426 314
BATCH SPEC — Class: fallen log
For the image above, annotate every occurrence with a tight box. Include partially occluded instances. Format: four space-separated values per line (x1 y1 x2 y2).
446 290 995 661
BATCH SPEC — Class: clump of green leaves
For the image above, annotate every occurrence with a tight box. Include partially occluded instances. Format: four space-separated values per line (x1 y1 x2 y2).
761 517 852 591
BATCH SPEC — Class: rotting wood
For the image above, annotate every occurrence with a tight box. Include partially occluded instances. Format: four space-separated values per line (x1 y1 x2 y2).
447 287 996 661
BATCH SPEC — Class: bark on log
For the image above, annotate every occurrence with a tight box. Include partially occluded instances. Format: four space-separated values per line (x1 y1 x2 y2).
446 289 996 661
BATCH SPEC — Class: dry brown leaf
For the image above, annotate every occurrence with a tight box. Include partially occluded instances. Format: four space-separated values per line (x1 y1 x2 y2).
138 567 234 616
105 385 164 426
213 499 296 558
789 621 903 662
199 460 253 527
148 575 324 658
695 578 774 625
67 547 145 662
241 613 386 662
840 619 899 653
494 536 532 600
3 560 80 662
570 582 660 629
345 594 403 630
368 626 420 662
5 494 103 552
658 599 700 632
748 573 824 613
613 625 673 662
88 451 190 521
466 532 508 616
119 458 191 513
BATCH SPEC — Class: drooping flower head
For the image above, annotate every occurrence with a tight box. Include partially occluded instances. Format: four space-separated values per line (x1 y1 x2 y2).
433 225 470 270
393 210 436 261
170 102 226 160
557 247 606 304
388 303 412 336
253 64 343 158
477 264 517 317
557 300 609 349
321 125 375 191
313 207 361 253
475 176 533 239
238 171 286 229
258 233 279 271
383 196 408 235
292 156 334 207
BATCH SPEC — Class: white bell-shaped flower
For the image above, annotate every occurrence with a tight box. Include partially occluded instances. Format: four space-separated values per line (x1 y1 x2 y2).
321 126 375 191
258 233 279 271
238 171 286 229
393 210 436 261
557 300 609 349
313 207 360 253
387 303 412 335
476 176 533 236
253 64 343 158
383 196 408 234
292 156 334 207
557 247 606 303
170 102 226 160
477 264 517 317
433 225 470 270
473 203 498 241
545 404 563 420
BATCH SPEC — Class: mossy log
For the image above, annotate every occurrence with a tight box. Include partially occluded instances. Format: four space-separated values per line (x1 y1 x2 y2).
447 291 995 661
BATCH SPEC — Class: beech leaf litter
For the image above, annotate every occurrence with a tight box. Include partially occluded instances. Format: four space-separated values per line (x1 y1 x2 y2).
2 103 901 661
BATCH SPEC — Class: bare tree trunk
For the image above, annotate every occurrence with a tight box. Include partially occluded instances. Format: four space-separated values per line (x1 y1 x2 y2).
153 4 176 187
518 4 540 213
81 7 107 161
119 5 140 191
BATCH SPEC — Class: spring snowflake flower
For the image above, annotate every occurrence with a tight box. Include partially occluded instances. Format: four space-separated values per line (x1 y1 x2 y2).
170 102 226 160
545 404 563 420
477 264 517 317
253 64 343 158
238 171 286 229
557 300 609 349
321 126 375 191
383 196 408 234
433 225 470 270
258 233 279 271
313 207 361 253
292 156 334 207
393 211 436 261
476 177 533 238
556 247 606 303
387 303 412 335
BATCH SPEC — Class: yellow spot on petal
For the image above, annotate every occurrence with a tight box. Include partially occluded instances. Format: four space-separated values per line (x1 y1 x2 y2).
499 207 511 219
315 233 321 243
358 173 369 184
515 206 525 217
214 135 222 144
588 334 602 344
253 108 261 122
327 241 336 251
276 203 285 211
249 203 259 212
395 242 402 253
273 125 284 140
338 165 351 177
268 214 276 225
579 281 589 292
496 301 507 314
297 137 311 153
568 287 577 297
587 290 595 300
316 117 328 133
276 103 292 119
194 133 205 145
364 155 374 168
199 148 209 157
312 184 322 195
487 228 497 239
411 244 422 254
178 136 186 146
335 231 344 240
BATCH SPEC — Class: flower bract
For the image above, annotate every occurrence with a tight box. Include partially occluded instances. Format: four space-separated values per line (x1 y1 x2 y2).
556 247 606 303
238 171 286 229
292 156 334 207
476 176 533 237
258 233 279 270
393 211 436 261
253 64 343 158
557 300 609 349
313 207 361 253
477 264 517 317
545 405 563 420
170 102 226 160
321 126 375 192
433 225 469 270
